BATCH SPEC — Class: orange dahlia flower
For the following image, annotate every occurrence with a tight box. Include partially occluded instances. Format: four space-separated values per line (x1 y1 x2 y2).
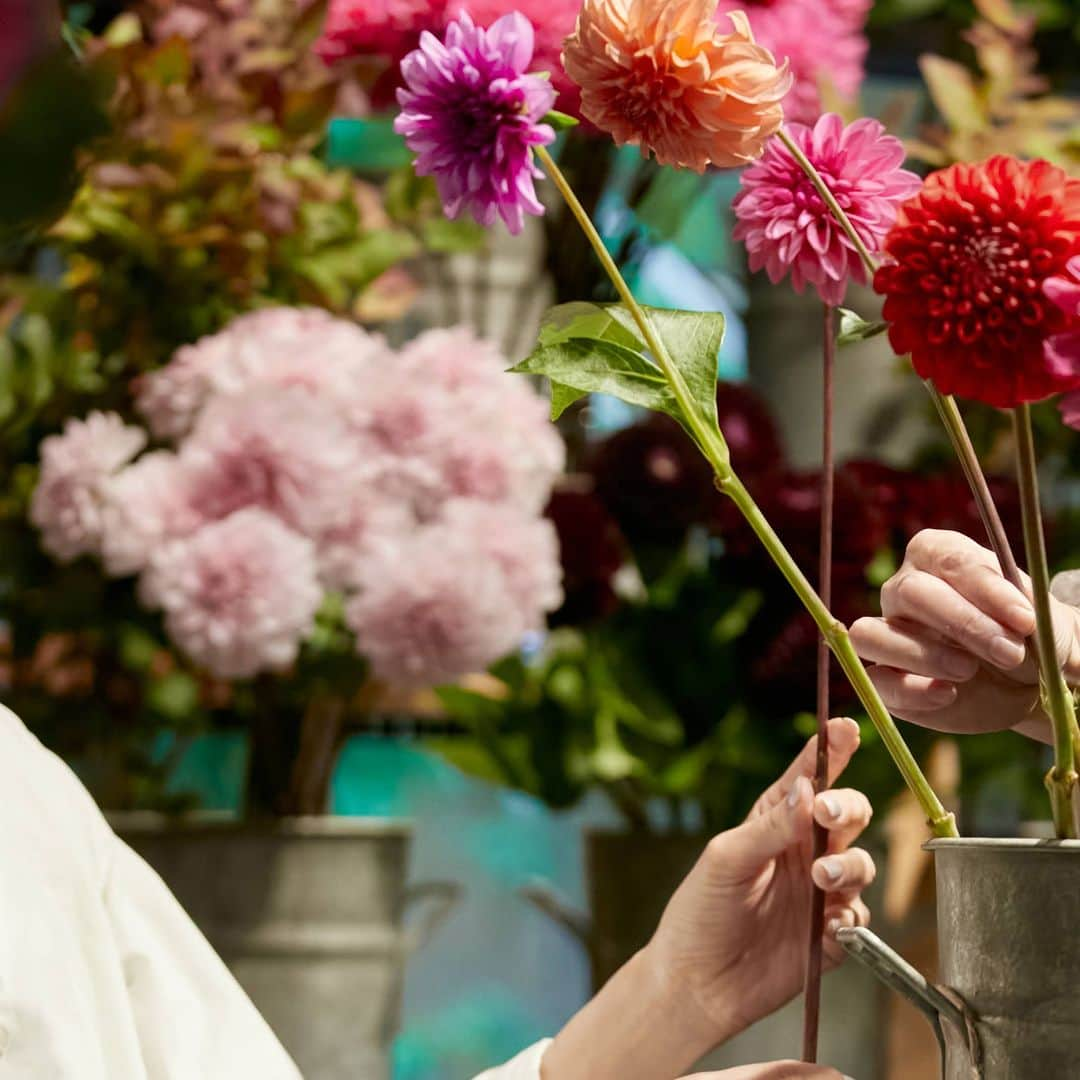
562 0 792 172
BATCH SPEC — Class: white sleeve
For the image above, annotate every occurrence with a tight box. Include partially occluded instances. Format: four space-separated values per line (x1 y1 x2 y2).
473 1040 552 1080
104 837 303 1080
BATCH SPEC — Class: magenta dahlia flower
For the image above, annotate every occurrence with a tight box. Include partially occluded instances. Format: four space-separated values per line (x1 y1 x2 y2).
733 113 921 306
141 508 323 681
393 12 556 235
717 0 869 126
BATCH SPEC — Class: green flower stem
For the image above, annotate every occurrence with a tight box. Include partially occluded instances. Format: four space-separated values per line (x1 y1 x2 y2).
536 145 957 839
1013 405 1080 838
928 387 1025 588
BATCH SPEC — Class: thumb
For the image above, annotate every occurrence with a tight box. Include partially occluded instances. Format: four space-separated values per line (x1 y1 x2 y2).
681 1063 849 1079
716 776 814 879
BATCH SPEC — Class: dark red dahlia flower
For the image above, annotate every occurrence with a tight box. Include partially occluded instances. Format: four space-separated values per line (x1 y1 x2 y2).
875 156 1080 408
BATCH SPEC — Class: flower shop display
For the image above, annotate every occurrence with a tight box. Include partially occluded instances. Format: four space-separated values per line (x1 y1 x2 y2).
380 0 1080 1071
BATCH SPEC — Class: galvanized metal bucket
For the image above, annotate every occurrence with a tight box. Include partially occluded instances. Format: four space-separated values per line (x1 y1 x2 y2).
838 837 1080 1079
114 815 459 1080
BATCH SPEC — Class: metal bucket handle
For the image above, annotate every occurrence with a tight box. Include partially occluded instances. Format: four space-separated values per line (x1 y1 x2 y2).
401 881 463 955
836 927 983 1079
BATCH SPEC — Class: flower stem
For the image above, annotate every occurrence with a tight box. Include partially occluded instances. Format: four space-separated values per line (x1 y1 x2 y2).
1012 404 1080 838
803 304 836 1064
536 146 956 838
927 386 1025 590
536 147 729 470
777 129 877 279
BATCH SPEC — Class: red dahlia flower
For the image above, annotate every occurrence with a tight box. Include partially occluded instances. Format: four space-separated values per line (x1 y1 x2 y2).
874 156 1080 409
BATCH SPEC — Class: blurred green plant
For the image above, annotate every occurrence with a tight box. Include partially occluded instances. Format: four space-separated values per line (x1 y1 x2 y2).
906 0 1080 171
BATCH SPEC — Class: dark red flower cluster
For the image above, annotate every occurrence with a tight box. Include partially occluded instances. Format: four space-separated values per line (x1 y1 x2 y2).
544 489 626 626
875 156 1080 408
589 414 715 543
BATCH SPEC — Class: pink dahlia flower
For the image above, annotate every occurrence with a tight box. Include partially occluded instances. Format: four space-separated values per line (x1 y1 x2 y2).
733 113 921 306
100 452 203 577
30 413 146 563
180 388 360 539
394 12 556 234
317 0 446 64
135 307 386 438
345 519 529 688
141 508 323 680
1046 257 1080 428
717 0 869 126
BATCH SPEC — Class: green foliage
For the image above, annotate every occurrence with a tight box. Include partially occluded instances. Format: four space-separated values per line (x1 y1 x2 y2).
0 4 475 810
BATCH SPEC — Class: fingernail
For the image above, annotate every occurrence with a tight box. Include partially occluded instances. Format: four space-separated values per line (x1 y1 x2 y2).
788 776 808 808
820 793 842 820
1009 602 1035 629
827 918 842 937
990 635 1025 667
818 857 843 883
927 679 958 704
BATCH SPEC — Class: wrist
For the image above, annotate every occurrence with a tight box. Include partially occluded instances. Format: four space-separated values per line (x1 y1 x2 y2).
542 946 719 1080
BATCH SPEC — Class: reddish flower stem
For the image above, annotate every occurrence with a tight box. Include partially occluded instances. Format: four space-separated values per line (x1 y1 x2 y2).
803 303 835 1063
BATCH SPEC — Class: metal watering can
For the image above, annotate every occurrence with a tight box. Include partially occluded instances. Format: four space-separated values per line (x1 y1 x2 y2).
837 838 1080 1079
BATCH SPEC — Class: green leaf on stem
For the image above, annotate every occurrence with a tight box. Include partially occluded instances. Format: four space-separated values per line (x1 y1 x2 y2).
517 302 725 441
549 380 587 420
837 308 889 346
513 338 683 420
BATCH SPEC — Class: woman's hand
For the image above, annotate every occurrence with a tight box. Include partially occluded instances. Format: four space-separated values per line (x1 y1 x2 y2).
683 1067 850 1080
850 529 1080 743
542 719 873 1080
647 717 873 1046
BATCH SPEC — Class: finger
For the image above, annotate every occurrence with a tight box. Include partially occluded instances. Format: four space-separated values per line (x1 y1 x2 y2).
814 787 873 852
850 616 979 682
772 717 861 799
681 1065 848 1080
812 847 876 893
822 899 871 966
906 529 1035 636
719 776 815 877
867 665 958 714
881 570 1027 669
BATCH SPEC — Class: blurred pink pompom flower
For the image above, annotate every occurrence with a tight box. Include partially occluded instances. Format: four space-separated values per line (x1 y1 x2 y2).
345 517 535 688
30 413 146 562
134 307 388 438
34 309 564 686
1046 257 1080 429
141 509 323 680
100 452 202 577
732 113 921 306
393 12 556 234
716 0 870 126
179 387 359 538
